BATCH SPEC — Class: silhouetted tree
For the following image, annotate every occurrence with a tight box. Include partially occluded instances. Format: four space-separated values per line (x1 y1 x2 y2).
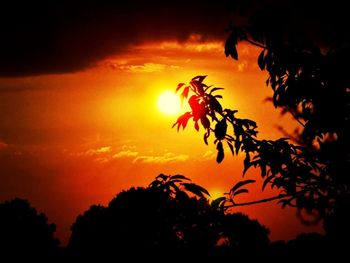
267 233 333 262
0 198 60 262
173 0 349 246
286 233 329 261
68 174 270 261
218 212 270 260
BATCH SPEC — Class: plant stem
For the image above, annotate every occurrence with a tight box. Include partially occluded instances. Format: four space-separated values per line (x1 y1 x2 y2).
224 193 290 208
245 38 266 49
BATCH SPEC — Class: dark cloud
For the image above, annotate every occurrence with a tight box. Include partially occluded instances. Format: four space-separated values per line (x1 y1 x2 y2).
0 0 232 76
1 0 348 77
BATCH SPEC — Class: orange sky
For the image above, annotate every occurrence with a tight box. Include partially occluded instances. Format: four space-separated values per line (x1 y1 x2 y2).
0 39 321 244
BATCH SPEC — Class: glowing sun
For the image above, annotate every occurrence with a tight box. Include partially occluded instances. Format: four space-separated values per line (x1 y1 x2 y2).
209 188 225 200
157 90 181 115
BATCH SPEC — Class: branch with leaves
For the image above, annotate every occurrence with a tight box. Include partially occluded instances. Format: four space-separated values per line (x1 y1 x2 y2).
224 24 349 149
173 76 334 217
149 174 210 200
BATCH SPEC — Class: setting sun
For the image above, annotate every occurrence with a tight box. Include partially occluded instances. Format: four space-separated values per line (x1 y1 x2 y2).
209 188 225 200
157 90 181 115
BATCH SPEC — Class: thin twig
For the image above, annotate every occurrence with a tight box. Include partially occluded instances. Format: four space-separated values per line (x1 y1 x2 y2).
224 193 290 208
289 109 305 127
245 38 266 49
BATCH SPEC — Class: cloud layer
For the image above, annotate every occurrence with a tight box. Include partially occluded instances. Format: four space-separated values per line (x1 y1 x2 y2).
1 1 348 77
0 1 231 76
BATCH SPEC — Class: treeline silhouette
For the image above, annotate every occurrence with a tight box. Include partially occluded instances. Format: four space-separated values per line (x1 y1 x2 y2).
0 198 61 262
0 175 344 262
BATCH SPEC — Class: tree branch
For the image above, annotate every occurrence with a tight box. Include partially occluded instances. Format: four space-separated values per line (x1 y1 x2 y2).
244 38 266 49
224 193 290 208
288 109 306 128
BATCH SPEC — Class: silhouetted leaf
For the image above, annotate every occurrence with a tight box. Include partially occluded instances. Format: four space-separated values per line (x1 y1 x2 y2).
149 180 162 188
231 179 255 193
278 197 295 208
172 112 192 131
189 95 206 121
258 49 265 70
168 179 186 184
191 80 205 95
243 153 251 175
167 181 181 193
229 45 238 60
224 109 238 117
203 84 212 92
172 122 178 129
225 31 238 60
262 174 275 190
200 116 210 129
194 121 199 131
216 141 224 163
209 87 224 94
243 119 257 128
208 94 222 113
182 183 210 198
204 130 210 145
227 141 234 156
271 177 283 189
235 140 241 155
181 86 190 100
233 188 249 196
215 119 227 140
170 175 191 181
176 83 185 92
192 75 207 83
156 174 168 182
211 197 226 208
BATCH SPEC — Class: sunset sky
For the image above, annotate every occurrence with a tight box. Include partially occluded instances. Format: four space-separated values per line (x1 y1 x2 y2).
0 1 323 244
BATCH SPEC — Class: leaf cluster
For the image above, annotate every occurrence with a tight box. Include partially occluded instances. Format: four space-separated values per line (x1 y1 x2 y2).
174 75 347 218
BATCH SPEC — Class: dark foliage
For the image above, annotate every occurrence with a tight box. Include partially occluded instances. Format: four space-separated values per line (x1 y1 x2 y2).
67 174 270 261
174 76 333 215
173 0 350 242
0 198 60 262
0 180 341 261
268 233 335 262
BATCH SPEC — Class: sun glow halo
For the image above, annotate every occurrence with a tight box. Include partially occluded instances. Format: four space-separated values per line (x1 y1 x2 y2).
209 188 225 201
157 90 181 115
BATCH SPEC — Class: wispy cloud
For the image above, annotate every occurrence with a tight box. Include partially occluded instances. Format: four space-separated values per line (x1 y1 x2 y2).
85 146 111 156
201 150 216 161
116 63 167 73
121 144 136 150
69 146 112 159
140 38 223 53
113 149 139 159
133 152 189 164
68 144 188 165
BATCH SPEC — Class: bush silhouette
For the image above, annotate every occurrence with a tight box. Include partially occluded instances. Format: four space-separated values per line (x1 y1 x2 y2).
0 198 60 262
68 174 270 261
